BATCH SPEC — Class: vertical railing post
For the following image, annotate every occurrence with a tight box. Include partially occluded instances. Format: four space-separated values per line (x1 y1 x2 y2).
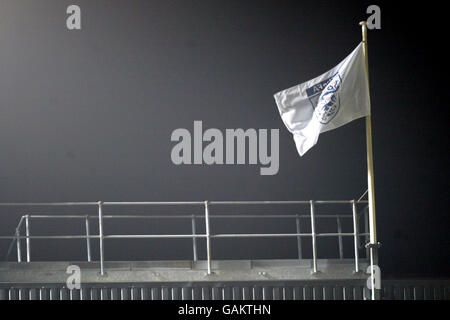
352 200 360 273
85 215 92 262
191 215 198 261
364 206 370 258
98 201 105 275
204 201 212 275
357 208 363 250
295 214 302 259
16 227 22 263
336 216 344 259
309 201 318 274
25 215 31 262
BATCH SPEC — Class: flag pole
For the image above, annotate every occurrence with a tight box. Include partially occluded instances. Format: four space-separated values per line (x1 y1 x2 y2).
359 21 380 300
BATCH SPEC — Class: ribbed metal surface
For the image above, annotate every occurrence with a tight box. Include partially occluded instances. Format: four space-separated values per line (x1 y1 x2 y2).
1 281 448 300
381 280 450 300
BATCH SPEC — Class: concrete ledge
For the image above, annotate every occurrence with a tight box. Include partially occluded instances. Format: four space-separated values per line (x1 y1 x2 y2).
0 259 369 284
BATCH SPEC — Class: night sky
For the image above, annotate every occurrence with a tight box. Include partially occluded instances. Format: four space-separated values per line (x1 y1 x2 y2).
0 1 448 277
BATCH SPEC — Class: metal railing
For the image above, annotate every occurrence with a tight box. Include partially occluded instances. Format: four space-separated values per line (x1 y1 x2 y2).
1 200 369 276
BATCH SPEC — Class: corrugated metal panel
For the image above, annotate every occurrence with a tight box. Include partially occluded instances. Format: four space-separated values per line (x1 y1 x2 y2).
1 281 449 300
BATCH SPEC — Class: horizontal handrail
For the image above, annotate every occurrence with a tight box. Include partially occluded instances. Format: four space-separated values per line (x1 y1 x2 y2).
0 235 100 240
0 232 370 240
0 200 368 207
22 213 357 219
0 202 99 206
209 200 366 205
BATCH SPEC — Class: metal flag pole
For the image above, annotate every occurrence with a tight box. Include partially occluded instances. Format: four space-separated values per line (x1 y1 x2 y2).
359 21 381 300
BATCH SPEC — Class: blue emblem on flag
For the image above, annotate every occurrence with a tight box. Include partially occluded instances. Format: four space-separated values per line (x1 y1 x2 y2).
306 73 342 124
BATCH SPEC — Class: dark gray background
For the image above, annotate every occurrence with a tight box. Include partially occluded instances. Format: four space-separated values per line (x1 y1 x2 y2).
0 1 448 277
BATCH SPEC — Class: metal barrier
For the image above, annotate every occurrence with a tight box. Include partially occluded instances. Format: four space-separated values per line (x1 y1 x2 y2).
0 200 369 276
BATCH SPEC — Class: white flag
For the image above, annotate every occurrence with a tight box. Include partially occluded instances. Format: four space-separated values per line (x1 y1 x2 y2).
274 43 370 156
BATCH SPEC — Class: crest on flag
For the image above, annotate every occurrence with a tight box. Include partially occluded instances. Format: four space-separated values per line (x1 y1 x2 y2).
306 73 342 124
